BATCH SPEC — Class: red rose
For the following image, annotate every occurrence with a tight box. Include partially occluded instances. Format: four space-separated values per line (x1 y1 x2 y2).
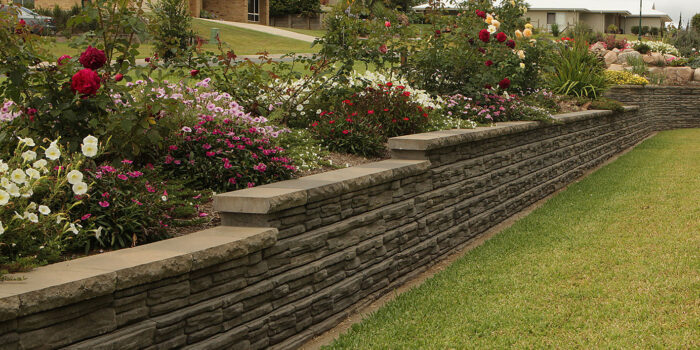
378 44 388 54
506 39 516 49
485 60 493 66
71 69 101 96
496 32 507 42
484 84 492 89
479 29 490 43
435 29 441 35
114 73 124 81
190 69 199 76
475 10 486 18
26 108 37 116
78 46 107 70
478 47 486 54
385 21 391 28
498 78 511 89
57 55 72 65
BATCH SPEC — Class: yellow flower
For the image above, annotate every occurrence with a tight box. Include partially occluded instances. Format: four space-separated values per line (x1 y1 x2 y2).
492 20 501 29
515 30 523 38
523 28 533 37
525 23 533 29
485 14 493 24
510 0 515 5
521 6 528 14
520 62 526 68
517 50 525 59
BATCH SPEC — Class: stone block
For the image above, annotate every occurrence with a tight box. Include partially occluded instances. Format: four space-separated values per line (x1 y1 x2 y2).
663 67 693 85
65 320 157 350
19 307 116 349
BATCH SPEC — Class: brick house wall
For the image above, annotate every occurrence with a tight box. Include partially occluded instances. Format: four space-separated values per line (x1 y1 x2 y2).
34 0 80 10
202 0 268 25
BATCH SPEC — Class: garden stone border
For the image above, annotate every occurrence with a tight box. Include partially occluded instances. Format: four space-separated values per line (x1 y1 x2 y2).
0 86 698 349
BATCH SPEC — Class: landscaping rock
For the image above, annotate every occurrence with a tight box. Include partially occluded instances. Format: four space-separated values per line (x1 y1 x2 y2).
590 42 607 56
694 68 700 81
608 64 624 72
604 51 618 66
663 67 693 85
612 48 620 53
648 67 664 76
617 51 641 64
650 52 665 66
642 55 656 65
663 54 677 63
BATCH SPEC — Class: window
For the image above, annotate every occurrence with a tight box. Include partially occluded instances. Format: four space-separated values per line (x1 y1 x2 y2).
547 12 555 24
248 0 259 22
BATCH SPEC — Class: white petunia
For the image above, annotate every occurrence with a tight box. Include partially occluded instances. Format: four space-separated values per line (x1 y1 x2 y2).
10 169 26 184
38 205 50 215
21 150 37 162
27 202 37 210
55 214 65 224
26 168 40 180
0 221 4 235
18 137 35 147
82 135 98 146
95 226 103 239
45 145 61 161
0 190 8 205
21 187 33 198
81 143 98 158
68 223 79 234
6 183 20 197
33 159 47 170
0 161 7 173
161 195 168 202
66 170 84 185
72 181 88 195
25 212 38 223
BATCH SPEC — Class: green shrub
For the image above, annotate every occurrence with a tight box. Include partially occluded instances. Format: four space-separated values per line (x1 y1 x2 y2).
603 70 649 86
551 23 560 37
631 26 640 35
625 55 648 75
650 27 659 36
672 29 700 57
693 13 700 32
589 97 625 112
547 39 608 98
688 57 700 69
633 42 651 54
606 24 618 34
642 26 649 35
148 0 195 61
270 0 320 17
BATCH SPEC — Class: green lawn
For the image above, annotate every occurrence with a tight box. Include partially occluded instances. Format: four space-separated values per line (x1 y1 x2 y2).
43 19 319 59
327 129 700 349
281 27 327 38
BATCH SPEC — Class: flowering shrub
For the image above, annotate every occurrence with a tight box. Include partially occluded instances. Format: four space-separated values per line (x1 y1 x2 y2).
0 136 100 273
74 161 210 249
604 71 649 86
628 40 679 56
443 91 551 124
310 83 434 156
162 116 296 192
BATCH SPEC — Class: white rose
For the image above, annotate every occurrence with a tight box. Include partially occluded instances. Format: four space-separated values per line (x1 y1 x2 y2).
66 170 84 185
72 181 88 195
10 169 26 184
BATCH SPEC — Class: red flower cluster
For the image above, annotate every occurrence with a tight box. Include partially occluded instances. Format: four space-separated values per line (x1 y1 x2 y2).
79 46 107 70
506 39 516 49
479 29 490 43
496 32 507 42
71 69 101 95
475 10 486 18
485 60 493 67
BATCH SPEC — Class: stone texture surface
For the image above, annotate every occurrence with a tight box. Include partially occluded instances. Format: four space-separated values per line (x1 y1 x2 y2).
0 89 698 349
695 68 700 82
616 50 641 64
663 67 694 85
604 51 618 66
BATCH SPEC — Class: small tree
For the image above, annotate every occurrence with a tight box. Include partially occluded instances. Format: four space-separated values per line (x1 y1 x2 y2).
148 0 195 61
551 23 560 36
692 13 700 32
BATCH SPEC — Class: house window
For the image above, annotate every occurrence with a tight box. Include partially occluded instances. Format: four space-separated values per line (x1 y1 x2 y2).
248 0 259 22
547 13 556 24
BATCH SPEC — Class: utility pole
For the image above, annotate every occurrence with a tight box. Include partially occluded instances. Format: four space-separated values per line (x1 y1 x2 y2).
638 0 642 40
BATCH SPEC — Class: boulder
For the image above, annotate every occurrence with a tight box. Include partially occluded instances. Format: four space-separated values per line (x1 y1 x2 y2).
648 66 664 76
642 55 656 65
608 64 624 72
617 50 642 64
663 67 693 85
649 52 665 66
695 68 700 81
604 51 618 66
612 48 620 53
663 54 677 64
590 42 607 56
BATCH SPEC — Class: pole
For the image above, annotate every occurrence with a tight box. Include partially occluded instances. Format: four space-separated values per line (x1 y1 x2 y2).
638 0 642 40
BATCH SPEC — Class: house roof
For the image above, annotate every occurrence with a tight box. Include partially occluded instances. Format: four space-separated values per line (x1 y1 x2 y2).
413 0 672 21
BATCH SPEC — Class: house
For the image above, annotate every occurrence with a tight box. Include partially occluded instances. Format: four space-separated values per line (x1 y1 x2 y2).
412 0 671 34
32 0 270 26
526 0 671 34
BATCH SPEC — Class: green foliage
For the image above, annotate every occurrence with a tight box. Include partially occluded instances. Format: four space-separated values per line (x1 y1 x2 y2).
650 27 659 36
603 70 649 86
148 0 195 61
550 23 559 37
606 24 618 34
692 13 700 32
633 42 651 54
672 29 700 57
688 57 700 69
589 97 624 112
270 0 321 16
35 5 95 33
631 26 640 35
625 55 648 76
547 39 608 98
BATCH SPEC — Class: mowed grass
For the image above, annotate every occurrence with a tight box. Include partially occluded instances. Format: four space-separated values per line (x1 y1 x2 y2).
326 129 700 349
43 19 319 59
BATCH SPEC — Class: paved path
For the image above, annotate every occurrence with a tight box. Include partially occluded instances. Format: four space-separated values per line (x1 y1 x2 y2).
198 18 318 43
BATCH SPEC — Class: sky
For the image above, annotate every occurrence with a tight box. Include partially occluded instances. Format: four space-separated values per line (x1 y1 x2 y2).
653 0 700 25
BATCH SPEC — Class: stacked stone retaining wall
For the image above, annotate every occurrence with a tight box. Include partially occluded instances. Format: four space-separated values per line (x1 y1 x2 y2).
0 86 698 349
